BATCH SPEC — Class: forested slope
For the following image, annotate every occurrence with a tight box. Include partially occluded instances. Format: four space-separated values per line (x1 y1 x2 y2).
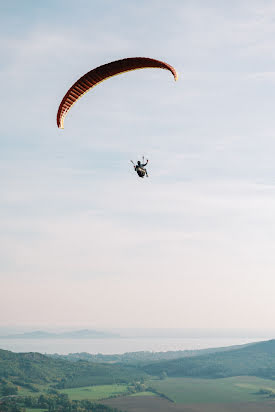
142 339 275 379
0 349 146 388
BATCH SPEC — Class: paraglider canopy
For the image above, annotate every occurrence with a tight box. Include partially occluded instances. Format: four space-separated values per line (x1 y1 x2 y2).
57 57 178 129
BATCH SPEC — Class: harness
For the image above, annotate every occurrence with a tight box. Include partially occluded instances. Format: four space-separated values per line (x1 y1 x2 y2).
136 167 146 178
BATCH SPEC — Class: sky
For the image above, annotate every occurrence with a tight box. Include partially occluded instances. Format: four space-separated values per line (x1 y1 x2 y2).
1 0 275 330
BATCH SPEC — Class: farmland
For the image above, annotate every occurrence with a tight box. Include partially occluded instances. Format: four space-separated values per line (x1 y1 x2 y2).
14 374 275 411
149 376 275 403
102 396 275 412
102 376 275 412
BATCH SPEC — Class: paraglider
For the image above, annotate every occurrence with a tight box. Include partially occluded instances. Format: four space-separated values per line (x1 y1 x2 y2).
56 57 178 129
56 57 178 180
131 157 149 178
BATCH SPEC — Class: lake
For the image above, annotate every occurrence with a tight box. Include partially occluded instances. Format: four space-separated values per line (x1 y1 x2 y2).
0 336 267 354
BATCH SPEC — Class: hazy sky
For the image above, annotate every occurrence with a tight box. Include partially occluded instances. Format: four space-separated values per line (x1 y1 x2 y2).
1 0 275 329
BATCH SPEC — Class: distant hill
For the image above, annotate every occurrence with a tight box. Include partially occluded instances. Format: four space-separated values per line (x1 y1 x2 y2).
0 348 145 388
142 339 275 379
0 329 119 339
50 343 251 364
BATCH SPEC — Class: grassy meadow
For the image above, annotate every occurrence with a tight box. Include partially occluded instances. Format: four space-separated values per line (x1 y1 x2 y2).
25 409 47 412
149 376 275 404
60 383 129 401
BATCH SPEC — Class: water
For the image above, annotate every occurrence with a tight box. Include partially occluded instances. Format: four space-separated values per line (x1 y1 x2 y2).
0 337 267 355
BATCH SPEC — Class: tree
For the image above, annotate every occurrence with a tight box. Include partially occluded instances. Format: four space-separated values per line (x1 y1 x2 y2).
159 371 167 380
2 383 18 396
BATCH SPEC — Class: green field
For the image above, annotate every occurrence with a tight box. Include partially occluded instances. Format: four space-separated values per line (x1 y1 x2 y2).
18 386 45 397
149 376 275 404
61 383 129 401
25 409 47 412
